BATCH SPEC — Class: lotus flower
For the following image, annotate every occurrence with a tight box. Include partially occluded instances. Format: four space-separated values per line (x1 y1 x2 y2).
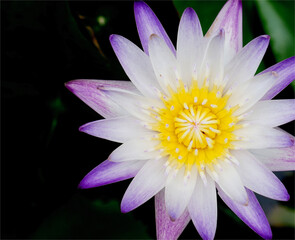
65 0 295 239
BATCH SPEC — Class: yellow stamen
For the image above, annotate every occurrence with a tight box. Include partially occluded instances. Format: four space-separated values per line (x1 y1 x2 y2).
147 79 242 174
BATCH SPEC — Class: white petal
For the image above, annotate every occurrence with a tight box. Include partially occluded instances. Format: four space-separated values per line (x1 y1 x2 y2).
188 176 217 240
134 1 175 55
213 161 248 205
79 116 149 143
98 84 161 121
78 160 146 189
261 56 295 100
121 158 167 213
232 150 290 201
65 79 139 119
176 7 203 86
165 166 197 220
205 0 242 64
110 34 161 98
203 29 225 87
108 138 159 162
224 35 270 90
148 34 178 93
233 125 293 149
243 99 295 127
227 71 278 115
250 137 295 172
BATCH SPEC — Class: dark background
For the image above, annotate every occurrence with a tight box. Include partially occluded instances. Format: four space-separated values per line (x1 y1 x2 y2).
2 1 294 239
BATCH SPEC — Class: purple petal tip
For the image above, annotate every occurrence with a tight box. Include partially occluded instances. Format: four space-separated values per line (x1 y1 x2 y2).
282 192 290 201
183 7 196 15
64 80 76 92
109 34 115 41
120 202 131 214
78 179 88 189
78 123 88 133
261 35 270 39
260 230 272 240
134 0 147 8
64 79 85 95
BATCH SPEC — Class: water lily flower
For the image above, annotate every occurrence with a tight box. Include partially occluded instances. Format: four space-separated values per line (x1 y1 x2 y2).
65 0 295 239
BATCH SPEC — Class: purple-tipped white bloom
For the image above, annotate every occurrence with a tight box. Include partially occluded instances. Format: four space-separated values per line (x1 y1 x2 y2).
66 0 295 239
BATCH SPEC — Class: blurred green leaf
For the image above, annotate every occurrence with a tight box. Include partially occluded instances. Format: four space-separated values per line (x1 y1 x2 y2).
49 97 65 116
32 195 151 239
255 0 294 62
269 205 295 228
47 97 66 145
255 0 295 90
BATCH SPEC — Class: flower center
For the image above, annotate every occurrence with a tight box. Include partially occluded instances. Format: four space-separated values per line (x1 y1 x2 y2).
147 80 242 177
174 105 220 150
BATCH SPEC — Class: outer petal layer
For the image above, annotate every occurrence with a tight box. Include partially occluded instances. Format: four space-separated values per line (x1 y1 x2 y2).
250 135 295 171
233 125 293 149
244 99 295 127
110 34 160 98
134 1 175 55
92 83 160 120
155 189 190 240
121 158 167 213
228 71 277 115
177 7 203 86
79 116 149 143
233 150 290 201
261 56 295 100
188 176 217 240
206 0 242 64
218 187 272 239
224 35 270 90
78 160 145 189
65 79 138 118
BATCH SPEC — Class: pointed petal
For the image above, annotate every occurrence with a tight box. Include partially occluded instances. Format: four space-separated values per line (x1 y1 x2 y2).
203 29 225 87
232 150 290 201
224 35 270 90
165 167 197 220
261 56 295 100
149 34 178 92
155 189 190 240
228 71 278 115
188 177 217 240
218 187 272 239
206 0 242 64
134 1 175 55
250 135 295 171
78 160 145 189
214 161 248 205
110 34 161 98
176 7 203 86
244 99 295 127
233 125 293 149
65 79 139 118
121 158 167 213
79 116 148 143
93 83 159 120
108 139 158 162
